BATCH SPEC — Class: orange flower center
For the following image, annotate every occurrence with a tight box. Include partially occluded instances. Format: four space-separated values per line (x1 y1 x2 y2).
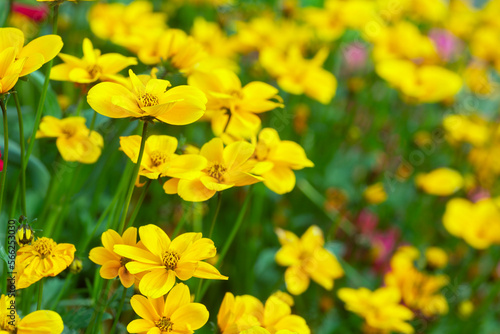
33 237 56 258
140 93 159 107
162 251 180 270
155 317 173 332
150 150 169 167
207 163 227 182
61 125 78 138
87 64 102 77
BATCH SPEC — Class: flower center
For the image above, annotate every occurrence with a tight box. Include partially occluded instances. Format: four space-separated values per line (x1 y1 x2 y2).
120 257 131 267
162 251 180 270
155 317 173 332
33 237 56 258
207 163 227 182
150 150 169 167
140 93 159 108
87 64 102 77
61 126 77 138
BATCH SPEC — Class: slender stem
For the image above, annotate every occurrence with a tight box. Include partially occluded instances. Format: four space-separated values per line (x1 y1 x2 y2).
37 278 44 310
89 111 98 133
125 179 151 230
208 192 222 238
0 99 9 217
74 90 85 116
196 187 252 302
109 287 128 334
13 93 26 216
118 121 148 234
22 4 59 174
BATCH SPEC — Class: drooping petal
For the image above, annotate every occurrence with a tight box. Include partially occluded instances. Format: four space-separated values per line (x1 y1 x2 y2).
89 246 119 265
139 269 176 298
284 266 310 295
99 260 121 279
178 179 216 202
192 261 228 280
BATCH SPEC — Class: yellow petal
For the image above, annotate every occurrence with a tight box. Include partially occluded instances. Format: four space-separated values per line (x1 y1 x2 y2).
192 261 228 280
130 294 160 322
178 179 216 202
114 245 159 264
19 35 63 76
171 303 209 331
88 82 141 118
284 266 310 295
100 261 121 279
163 178 179 194
139 224 171 257
139 269 176 298
262 166 296 194
17 310 64 334
164 283 191 317
127 319 155 333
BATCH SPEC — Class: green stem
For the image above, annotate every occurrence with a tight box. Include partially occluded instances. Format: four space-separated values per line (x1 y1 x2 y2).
13 93 26 216
118 121 148 234
74 90 85 116
109 287 128 334
89 111 98 133
125 179 151 231
208 192 222 238
37 278 44 310
196 187 252 302
0 99 9 218
22 4 59 172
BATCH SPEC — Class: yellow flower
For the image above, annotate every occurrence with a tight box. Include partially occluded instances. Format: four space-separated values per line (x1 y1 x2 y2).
0 295 64 334
375 59 462 103
190 17 239 61
50 38 137 84
188 69 283 139
443 114 490 147
443 197 500 249
218 292 310 334
251 128 313 194
425 247 448 269
458 300 474 318
138 28 207 74
16 237 75 289
463 63 494 96
120 135 207 180
385 246 449 317
88 1 166 54
114 224 227 298
0 27 62 94
415 168 464 196
127 283 209 333
89 227 143 288
275 225 344 295
363 182 387 204
164 138 262 202
87 69 207 124
260 46 337 104
338 287 414 334
36 116 103 164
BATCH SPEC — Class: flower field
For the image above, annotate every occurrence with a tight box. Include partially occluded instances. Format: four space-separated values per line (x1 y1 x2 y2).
1 0 500 333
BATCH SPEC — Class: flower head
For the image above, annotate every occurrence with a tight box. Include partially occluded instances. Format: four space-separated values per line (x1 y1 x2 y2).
114 224 227 298
87 69 207 124
0 295 64 334
415 168 464 196
36 116 103 164
275 225 344 295
128 283 209 333
51 38 137 84
16 237 75 289
89 227 142 288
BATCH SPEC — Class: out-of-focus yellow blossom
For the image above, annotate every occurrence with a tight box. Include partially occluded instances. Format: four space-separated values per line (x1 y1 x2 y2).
240 328 295 334
470 26 500 72
164 138 262 202
270 291 294 307
458 300 474 318
338 287 414 334
407 0 448 23
0 27 62 94
260 47 336 104
463 64 495 96
363 182 387 204
36 116 103 164
443 114 490 147
191 17 238 62
425 247 448 269
16 237 75 289
443 197 500 249
88 1 166 54
251 128 313 194
376 59 462 103
445 0 479 40
188 69 283 139
370 21 438 63
120 135 206 180
50 38 137 84
479 0 500 31
415 167 464 196
218 292 310 334
0 295 64 334
137 29 207 73
385 246 449 317
87 69 207 124
114 224 227 298
127 283 209 334
303 0 376 42
234 16 312 54
275 225 344 295
89 227 142 288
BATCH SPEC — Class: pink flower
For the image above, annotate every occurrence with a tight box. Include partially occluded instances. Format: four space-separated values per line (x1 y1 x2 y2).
429 29 462 62
342 42 367 71
12 3 49 22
